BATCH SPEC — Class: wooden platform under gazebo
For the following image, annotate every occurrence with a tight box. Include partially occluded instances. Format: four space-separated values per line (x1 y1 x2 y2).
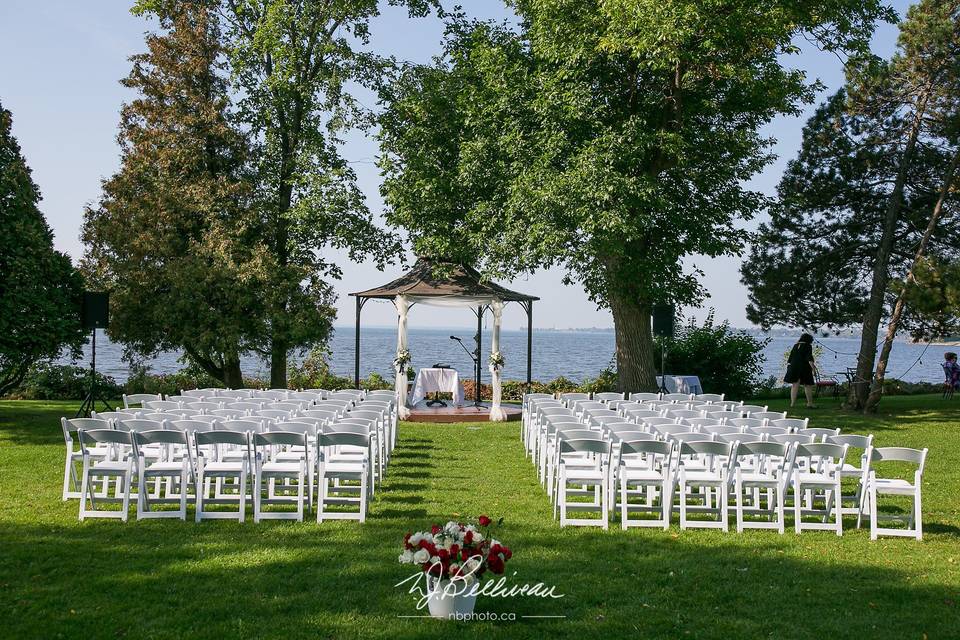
350 258 537 423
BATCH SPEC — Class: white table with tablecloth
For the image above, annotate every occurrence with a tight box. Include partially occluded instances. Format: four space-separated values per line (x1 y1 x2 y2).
408 367 465 407
657 375 703 395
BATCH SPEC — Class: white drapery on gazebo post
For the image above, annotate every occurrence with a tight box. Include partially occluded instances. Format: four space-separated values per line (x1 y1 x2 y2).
394 294 411 420
350 258 538 422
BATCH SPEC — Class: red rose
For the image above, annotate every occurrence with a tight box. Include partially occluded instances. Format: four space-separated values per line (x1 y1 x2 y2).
450 544 460 557
431 524 441 535
464 531 473 544
501 546 512 560
461 548 473 562
478 515 492 527
487 554 505 574
438 548 449 560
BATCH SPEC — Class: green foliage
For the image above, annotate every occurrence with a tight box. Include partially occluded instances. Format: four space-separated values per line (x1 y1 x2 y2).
287 347 353 391
0 103 86 396
82 2 265 388
897 257 960 340
5 362 124 401
655 311 768 399
378 1 894 390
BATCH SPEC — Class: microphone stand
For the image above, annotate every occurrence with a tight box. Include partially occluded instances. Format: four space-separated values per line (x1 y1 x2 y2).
451 336 483 408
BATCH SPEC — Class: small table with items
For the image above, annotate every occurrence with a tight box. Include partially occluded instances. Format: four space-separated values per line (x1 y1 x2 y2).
409 367 465 408
656 375 703 395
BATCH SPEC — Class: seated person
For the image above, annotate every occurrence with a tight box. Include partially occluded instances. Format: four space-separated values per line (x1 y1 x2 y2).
944 352 960 390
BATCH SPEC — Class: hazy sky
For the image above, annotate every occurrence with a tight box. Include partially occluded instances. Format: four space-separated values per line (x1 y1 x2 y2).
0 1 908 330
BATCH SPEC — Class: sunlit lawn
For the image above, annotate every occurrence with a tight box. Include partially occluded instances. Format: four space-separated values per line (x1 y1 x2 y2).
1 395 958 638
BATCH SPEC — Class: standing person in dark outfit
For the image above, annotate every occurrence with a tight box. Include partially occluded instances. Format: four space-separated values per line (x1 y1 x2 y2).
784 333 818 408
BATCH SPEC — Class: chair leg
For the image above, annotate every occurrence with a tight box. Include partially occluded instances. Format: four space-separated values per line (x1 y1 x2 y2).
794 480 802 534
360 470 368 523
914 490 923 541
735 473 743 533
238 468 247 523
678 469 687 530
720 481 729 532
195 471 204 522
869 481 878 541
179 467 188 521
63 451 76 501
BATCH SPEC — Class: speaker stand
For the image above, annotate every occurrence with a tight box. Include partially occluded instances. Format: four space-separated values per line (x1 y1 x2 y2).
656 342 670 395
75 328 114 418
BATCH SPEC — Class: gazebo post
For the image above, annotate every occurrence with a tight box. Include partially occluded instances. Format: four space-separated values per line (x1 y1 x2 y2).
526 300 533 391
354 296 363 388
475 306 483 405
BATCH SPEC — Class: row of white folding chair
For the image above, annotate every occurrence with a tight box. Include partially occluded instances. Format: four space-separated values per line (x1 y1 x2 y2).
74 425 371 523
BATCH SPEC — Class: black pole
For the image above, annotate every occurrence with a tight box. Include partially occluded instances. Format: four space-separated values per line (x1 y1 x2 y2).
354 296 362 388
476 306 483 405
526 301 533 391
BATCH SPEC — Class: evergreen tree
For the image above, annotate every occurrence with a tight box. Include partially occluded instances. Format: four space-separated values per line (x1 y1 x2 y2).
0 103 85 395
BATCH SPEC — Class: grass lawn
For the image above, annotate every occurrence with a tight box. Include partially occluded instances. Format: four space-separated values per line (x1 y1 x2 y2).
1 395 958 639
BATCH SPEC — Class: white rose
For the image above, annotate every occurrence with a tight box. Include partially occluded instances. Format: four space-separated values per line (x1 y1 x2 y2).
409 533 424 546
472 532 484 543
442 537 454 551
445 521 460 533
413 549 429 564
430 555 440 565
399 550 414 564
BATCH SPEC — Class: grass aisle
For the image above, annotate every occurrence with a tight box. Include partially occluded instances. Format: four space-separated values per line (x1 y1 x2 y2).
1 398 958 638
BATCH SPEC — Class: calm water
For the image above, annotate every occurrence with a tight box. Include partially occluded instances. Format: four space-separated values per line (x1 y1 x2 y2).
59 327 945 386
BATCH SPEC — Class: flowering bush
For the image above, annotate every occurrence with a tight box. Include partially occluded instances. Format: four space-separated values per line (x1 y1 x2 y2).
399 516 512 584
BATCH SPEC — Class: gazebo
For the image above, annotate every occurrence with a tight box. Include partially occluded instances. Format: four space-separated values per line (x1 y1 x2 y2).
350 258 538 421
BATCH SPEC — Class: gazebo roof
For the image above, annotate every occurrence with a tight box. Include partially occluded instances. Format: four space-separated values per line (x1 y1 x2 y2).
350 258 538 302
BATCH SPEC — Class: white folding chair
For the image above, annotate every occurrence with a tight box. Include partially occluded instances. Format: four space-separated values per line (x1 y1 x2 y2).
694 393 725 403
792 442 848 536
61 417 112 500
676 440 732 531
122 393 162 409
194 430 250 522
828 434 873 525
554 437 611 529
733 441 792 534
77 429 137 521
662 393 693 403
628 392 661 402
618 439 674 530
771 418 810 432
867 447 928 540
316 431 370 522
594 392 624 403
133 430 193 520
253 431 310 522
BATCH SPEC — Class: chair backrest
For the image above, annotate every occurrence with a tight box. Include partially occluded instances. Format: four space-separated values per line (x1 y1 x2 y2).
667 409 703 420
628 392 661 402
708 410 743 421
668 431 714 444
123 393 162 408
594 392 624 402
115 418 166 433
643 417 681 429
750 426 790 438
144 400 182 411
751 410 787 422
230 388 257 398
626 409 663 422
610 430 656 442
181 389 209 399
694 393 725 403
560 392 590 402
187 401 222 412
541 407 575 421
686 418 723 430
188 414 223 425
62 417 111 440
650 423 692 438
559 438 611 455
91 411 134 422
702 424 739 436
727 417 765 431
226 401 263 411
603 422 648 434
302 409 339 423
327 392 360 404
255 409 293 420
770 418 809 431
255 390 289 401
170 419 216 433
795 442 847 464
738 404 769 416
324 423 370 436
78 428 133 450
771 433 816 446
195 430 249 447
216 419 263 433
270 401 306 412
350 410 384 422
713 433 742 445
166 395 194 404
620 438 673 457
798 427 841 441
735 440 789 458
288 391 322 403
317 399 351 410
678 440 731 458
211 408 245 419
133 429 188 447
663 393 693 403
270 421 319 436
828 434 873 450
318 431 370 449
254 431 309 449
557 428 602 441
870 447 928 471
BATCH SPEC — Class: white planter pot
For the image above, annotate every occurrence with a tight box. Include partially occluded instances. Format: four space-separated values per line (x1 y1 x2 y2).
425 577 477 619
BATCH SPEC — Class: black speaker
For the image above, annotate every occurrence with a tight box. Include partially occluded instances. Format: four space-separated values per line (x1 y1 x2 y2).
81 292 109 329
652 304 674 338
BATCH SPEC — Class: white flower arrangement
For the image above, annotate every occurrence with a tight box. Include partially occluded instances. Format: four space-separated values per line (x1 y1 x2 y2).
394 348 411 372
399 516 511 583
489 351 505 371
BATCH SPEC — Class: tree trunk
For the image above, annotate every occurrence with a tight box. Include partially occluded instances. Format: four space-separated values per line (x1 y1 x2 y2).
864 147 960 412
270 339 287 389
610 294 657 392
223 355 244 389
848 100 926 410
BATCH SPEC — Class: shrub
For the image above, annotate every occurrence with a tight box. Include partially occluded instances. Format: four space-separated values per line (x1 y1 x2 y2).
5 362 124 400
655 310 767 399
123 362 267 396
287 347 353 391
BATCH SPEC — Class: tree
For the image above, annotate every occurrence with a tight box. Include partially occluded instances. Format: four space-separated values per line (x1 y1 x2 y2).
0 102 85 396
743 0 960 410
83 1 263 387
379 1 893 392
213 0 434 387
